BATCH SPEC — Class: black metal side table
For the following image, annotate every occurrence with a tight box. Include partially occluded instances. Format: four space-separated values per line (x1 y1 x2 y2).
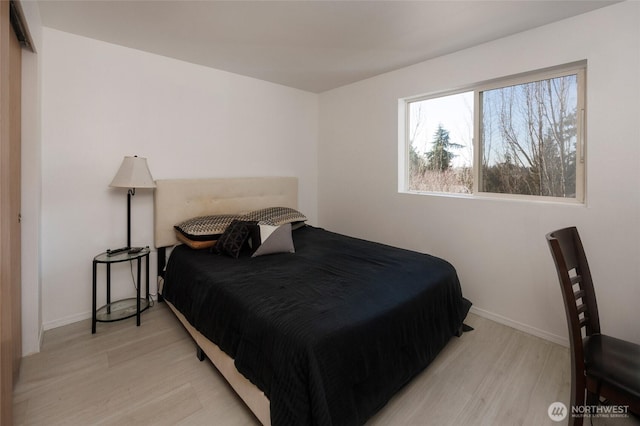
92 247 150 333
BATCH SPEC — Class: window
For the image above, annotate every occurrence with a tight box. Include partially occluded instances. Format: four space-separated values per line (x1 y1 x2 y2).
401 63 585 202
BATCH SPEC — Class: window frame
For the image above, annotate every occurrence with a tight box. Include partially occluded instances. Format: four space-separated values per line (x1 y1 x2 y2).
400 62 586 204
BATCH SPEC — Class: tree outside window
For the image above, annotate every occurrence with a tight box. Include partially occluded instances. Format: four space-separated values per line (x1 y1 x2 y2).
403 64 584 202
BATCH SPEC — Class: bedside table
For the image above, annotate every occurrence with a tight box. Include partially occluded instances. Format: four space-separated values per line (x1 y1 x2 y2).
92 247 150 333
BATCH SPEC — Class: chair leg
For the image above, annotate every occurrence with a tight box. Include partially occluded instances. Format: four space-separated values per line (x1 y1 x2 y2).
570 383 585 426
570 410 583 426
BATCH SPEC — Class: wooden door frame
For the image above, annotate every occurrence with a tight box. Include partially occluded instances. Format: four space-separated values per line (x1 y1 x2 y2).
0 1 26 423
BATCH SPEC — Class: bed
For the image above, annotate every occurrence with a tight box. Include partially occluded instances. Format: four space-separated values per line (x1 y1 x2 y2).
155 177 471 426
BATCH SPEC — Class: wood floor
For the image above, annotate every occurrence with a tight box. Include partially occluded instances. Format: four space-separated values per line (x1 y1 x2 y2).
13 304 640 426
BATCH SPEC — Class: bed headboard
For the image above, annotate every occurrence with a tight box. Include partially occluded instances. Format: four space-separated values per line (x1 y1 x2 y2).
154 177 298 249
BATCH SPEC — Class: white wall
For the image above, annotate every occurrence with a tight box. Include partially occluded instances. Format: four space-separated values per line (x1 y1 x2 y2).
319 2 640 345
41 28 318 329
20 0 43 356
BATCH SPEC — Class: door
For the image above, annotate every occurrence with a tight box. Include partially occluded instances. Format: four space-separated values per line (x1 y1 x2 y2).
0 0 22 423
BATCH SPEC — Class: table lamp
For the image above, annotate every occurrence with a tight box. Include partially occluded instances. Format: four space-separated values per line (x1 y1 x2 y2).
109 155 156 255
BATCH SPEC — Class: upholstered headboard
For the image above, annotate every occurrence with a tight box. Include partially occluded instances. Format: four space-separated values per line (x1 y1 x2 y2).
153 177 298 249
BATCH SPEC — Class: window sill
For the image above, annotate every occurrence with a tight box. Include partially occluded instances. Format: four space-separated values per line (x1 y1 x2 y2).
399 190 586 206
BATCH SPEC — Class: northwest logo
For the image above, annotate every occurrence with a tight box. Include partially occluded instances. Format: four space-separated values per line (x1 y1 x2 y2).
548 402 568 422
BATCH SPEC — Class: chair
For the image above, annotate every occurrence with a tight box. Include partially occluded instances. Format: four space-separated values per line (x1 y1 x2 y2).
546 227 640 425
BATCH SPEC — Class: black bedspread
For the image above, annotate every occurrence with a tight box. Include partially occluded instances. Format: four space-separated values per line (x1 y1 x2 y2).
163 226 471 426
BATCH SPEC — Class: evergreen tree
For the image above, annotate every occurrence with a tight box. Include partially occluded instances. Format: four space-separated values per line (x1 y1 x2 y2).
426 124 463 171
409 143 427 176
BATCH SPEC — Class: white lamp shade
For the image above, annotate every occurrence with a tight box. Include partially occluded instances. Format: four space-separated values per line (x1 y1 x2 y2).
109 156 156 189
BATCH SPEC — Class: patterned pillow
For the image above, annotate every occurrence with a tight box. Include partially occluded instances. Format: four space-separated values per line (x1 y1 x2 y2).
174 214 241 241
214 220 256 258
244 207 307 226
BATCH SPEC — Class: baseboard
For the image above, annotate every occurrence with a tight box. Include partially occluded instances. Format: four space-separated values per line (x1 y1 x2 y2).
43 311 92 331
38 323 44 351
43 295 160 331
21 323 46 356
469 306 569 347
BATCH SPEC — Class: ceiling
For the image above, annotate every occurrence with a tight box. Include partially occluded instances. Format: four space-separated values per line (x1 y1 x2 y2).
37 1 618 93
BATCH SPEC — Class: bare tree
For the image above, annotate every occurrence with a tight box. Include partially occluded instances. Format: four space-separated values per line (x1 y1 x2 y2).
481 75 577 197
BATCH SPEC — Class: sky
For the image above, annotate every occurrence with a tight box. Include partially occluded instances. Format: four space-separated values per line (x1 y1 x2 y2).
408 91 474 168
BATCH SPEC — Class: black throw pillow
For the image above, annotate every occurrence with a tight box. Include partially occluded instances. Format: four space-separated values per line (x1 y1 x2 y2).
214 220 255 258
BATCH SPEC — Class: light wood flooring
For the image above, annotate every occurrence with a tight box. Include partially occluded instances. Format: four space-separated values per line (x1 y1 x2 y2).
13 304 640 425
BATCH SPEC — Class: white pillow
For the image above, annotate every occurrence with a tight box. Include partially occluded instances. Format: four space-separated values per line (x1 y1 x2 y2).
251 223 295 257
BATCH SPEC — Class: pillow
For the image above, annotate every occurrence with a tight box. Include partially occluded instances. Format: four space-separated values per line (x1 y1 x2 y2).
175 232 217 250
214 220 256 258
290 222 306 231
174 214 241 241
244 207 307 226
249 223 295 257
